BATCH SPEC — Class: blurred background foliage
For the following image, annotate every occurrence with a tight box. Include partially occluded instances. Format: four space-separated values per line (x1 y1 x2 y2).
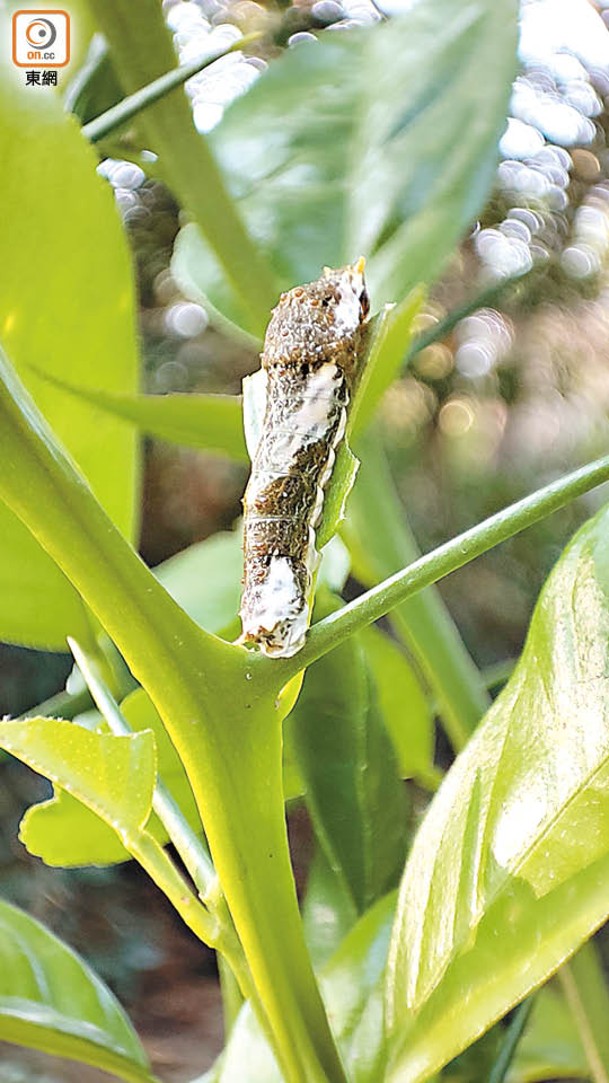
3 0 609 1078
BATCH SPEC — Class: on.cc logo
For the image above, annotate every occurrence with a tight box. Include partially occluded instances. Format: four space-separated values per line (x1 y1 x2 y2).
12 10 70 68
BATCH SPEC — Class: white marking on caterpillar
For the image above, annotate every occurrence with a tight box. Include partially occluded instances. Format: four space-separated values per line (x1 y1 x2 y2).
239 259 369 658
334 280 363 333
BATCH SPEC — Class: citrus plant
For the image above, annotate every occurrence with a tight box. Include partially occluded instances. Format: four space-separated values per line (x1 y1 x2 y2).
1 0 609 1080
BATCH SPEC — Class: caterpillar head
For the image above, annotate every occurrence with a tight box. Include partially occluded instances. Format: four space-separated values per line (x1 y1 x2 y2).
262 258 369 376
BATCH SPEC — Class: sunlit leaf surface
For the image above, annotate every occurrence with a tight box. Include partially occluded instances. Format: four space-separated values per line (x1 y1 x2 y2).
386 503 609 1081
0 718 155 867
0 53 139 648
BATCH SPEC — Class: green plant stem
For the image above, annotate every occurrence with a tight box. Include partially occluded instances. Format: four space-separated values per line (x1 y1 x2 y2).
84 0 277 334
127 829 220 946
68 636 217 903
21 685 93 722
345 431 490 749
218 952 245 1037
558 941 609 1083
67 635 278 1065
82 34 261 144
278 452 609 680
0 347 346 1083
67 638 260 1017
488 997 534 1083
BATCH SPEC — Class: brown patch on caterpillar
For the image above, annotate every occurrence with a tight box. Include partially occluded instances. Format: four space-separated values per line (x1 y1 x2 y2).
239 259 369 658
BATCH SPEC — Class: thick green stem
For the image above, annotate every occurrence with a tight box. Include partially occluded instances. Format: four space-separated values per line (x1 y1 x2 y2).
346 430 489 748
0 349 346 1081
84 0 277 333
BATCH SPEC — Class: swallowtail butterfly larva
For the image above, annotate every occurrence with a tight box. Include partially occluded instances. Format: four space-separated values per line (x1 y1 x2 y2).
239 258 369 658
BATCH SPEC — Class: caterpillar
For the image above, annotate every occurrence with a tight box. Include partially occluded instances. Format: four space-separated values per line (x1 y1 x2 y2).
239 258 369 658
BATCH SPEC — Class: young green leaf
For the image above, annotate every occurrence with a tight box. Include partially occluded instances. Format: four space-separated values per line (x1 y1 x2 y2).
22 788 131 866
385 502 609 1081
0 718 155 865
0 46 139 649
290 593 408 914
0 897 157 1083
20 689 205 870
174 0 517 334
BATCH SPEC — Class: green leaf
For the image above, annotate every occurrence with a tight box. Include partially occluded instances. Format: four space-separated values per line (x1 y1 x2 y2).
20 686 204 868
174 0 517 335
291 593 408 913
154 530 244 636
0 897 156 1083
302 847 358 969
362 627 436 787
0 718 155 866
322 892 395 1082
511 984 588 1082
385 503 609 1081
32 373 248 462
21 789 130 866
0 42 139 649
205 892 396 1083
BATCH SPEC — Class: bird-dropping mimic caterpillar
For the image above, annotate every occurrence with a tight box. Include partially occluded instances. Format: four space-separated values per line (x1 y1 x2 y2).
239 258 369 658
